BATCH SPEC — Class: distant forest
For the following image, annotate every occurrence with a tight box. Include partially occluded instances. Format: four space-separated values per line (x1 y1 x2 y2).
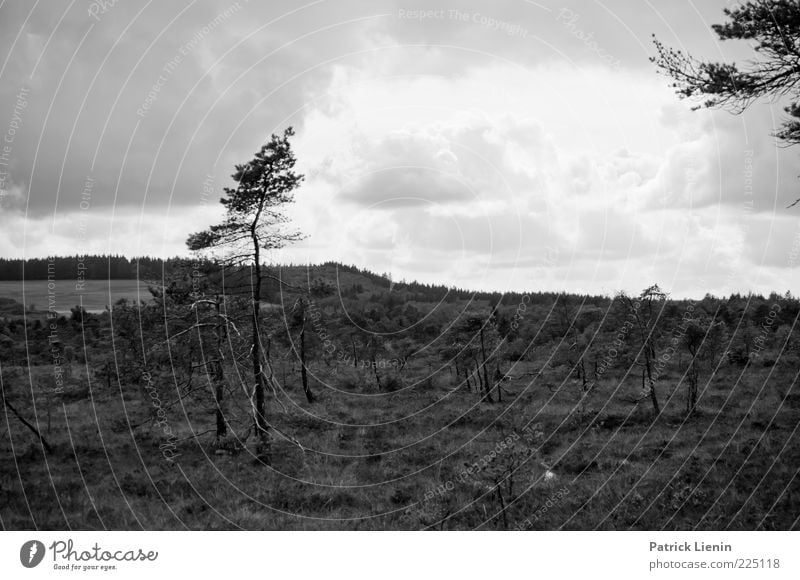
0 255 178 281
0 254 792 307
0 254 516 303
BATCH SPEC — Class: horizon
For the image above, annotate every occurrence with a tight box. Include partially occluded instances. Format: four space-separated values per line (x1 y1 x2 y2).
0 253 793 302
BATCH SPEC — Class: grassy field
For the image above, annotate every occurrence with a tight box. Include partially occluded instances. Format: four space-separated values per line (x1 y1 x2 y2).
1 358 797 530
0 280 149 314
1 266 798 530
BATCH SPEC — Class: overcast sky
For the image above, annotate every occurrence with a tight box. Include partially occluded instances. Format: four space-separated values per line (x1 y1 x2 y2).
0 0 798 298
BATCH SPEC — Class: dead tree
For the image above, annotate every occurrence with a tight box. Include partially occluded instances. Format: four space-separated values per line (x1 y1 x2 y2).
619 285 668 416
1 384 52 454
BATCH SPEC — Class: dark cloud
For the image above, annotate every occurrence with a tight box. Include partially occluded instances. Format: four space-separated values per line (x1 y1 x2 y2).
0 0 773 217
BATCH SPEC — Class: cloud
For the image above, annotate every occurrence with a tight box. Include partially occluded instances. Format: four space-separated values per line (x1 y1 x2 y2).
577 207 657 259
0 203 225 259
335 129 472 208
745 214 800 270
1 0 798 297
273 55 800 296
636 104 799 212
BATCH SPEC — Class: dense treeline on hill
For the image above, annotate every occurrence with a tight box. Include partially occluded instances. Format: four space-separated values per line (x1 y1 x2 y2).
3 260 798 384
0 255 592 306
0 255 185 280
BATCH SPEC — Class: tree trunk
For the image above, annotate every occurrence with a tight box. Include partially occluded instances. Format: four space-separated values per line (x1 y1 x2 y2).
251 260 269 458
495 486 508 530
494 360 503 402
351 336 358 367
2 393 52 454
479 327 493 403
214 297 227 439
471 356 483 394
645 344 660 415
300 312 314 403
579 358 588 391
214 361 226 439
686 350 698 415
371 346 382 391
649 366 660 417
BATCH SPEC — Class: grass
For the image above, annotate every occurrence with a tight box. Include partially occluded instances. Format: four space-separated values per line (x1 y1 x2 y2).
0 280 148 314
1 357 798 530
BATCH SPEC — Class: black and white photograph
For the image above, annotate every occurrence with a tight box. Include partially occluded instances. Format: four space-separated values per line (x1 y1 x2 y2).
0 0 799 576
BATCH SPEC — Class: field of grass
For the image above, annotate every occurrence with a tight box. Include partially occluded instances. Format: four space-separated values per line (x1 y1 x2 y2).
2 357 797 530
1 265 797 530
0 280 149 314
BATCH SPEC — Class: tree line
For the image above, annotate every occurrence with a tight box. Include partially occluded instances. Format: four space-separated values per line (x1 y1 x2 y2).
0 255 182 281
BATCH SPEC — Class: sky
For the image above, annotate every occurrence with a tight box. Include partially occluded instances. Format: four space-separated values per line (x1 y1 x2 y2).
0 0 799 298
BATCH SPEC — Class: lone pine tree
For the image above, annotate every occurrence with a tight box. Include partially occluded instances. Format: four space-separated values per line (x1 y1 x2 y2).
187 127 304 459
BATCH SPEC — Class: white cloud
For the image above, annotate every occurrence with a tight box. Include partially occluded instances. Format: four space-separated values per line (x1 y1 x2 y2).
280 59 800 297
2 0 799 297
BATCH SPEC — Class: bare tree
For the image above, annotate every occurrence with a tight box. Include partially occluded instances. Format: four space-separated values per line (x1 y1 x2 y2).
290 296 315 403
619 284 668 416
